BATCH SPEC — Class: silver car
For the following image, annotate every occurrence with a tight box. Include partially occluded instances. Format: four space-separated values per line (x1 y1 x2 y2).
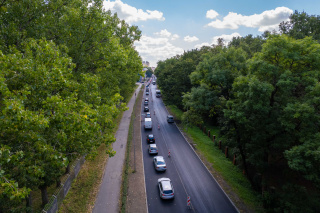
153 156 166 172
146 112 151 118
158 178 174 199
148 144 158 155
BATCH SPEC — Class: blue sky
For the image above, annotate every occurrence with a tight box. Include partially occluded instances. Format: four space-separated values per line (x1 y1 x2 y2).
103 0 320 67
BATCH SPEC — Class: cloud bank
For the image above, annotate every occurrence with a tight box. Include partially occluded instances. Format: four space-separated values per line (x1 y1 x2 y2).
206 7 293 32
135 32 184 67
103 0 165 23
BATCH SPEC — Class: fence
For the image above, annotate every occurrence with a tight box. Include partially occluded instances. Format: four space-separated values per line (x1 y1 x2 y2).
42 156 86 213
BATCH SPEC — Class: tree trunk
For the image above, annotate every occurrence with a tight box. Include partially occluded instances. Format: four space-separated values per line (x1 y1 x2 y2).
65 163 71 174
233 121 254 186
39 185 49 207
56 179 61 188
26 193 33 213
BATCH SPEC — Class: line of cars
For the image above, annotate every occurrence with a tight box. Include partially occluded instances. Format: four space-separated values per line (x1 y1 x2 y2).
143 84 175 200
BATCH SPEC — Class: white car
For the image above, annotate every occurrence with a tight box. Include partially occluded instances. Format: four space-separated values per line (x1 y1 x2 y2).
153 156 166 172
158 178 174 199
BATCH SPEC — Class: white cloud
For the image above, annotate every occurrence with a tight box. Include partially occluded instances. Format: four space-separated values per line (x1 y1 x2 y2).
154 29 171 37
134 35 184 67
103 0 165 23
206 10 219 19
206 7 293 32
184 36 199 42
154 30 180 41
171 34 179 40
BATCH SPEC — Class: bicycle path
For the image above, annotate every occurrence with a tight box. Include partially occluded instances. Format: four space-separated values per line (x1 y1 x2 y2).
93 84 142 213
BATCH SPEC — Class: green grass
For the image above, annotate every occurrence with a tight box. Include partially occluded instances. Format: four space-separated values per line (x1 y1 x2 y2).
166 105 264 213
166 105 183 120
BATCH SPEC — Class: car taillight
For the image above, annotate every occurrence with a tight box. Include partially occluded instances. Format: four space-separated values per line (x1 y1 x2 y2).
164 167 166 168
171 193 174 195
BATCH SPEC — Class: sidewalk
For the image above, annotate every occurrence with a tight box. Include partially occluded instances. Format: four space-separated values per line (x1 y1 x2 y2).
93 84 142 213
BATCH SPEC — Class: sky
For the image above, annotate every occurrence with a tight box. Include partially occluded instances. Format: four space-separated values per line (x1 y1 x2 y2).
103 0 320 67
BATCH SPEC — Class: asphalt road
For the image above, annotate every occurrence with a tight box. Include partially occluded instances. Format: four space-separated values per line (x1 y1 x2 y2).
140 78 239 213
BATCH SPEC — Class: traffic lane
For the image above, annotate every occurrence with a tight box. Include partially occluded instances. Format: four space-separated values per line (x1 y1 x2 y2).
152 96 238 212
142 145 187 213
141 103 190 212
141 128 190 212
158 115 237 212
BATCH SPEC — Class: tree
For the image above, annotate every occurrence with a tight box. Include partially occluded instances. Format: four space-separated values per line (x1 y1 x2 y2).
279 10 320 42
223 35 320 211
155 48 211 109
183 46 247 125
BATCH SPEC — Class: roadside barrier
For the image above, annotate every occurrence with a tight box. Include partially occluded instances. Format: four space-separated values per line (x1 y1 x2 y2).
187 196 191 209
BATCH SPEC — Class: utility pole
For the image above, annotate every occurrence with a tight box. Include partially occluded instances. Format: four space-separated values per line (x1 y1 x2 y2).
133 92 136 172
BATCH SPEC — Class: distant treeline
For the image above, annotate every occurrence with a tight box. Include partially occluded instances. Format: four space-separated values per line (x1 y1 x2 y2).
0 0 142 211
155 11 320 212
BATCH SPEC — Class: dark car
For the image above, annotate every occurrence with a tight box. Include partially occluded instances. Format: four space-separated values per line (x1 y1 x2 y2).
147 134 155 143
144 106 149 112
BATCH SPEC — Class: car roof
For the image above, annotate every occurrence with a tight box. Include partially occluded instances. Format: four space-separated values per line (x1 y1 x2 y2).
149 144 157 148
154 156 164 161
148 134 154 137
146 112 150 114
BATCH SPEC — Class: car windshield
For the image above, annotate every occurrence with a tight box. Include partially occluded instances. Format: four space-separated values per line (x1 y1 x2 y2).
163 190 173 194
157 161 165 165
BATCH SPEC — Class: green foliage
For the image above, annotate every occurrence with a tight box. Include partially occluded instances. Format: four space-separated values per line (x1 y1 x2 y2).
159 30 320 211
155 47 211 109
0 0 142 210
279 10 320 42
183 46 247 125
145 67 153 78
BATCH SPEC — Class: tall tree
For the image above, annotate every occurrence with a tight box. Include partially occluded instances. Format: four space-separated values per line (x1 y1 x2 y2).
279 10 320 42
223 35 320 211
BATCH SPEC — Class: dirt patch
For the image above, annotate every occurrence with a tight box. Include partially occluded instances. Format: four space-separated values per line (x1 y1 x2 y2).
125 87 147 213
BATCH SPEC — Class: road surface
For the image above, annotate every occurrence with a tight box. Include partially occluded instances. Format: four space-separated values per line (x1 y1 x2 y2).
140 79 238 213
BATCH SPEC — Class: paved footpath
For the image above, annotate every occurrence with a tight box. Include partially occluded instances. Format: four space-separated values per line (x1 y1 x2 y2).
93 84 142 213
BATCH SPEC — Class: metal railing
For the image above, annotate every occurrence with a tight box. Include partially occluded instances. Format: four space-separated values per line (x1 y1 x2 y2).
42 156 86 213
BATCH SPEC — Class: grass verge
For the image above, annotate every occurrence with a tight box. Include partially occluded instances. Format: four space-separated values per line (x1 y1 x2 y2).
166 105 264 213
119 85 143 213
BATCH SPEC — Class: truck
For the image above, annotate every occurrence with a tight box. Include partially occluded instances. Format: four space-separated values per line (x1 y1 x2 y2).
144 118 152 129
156 90 161 98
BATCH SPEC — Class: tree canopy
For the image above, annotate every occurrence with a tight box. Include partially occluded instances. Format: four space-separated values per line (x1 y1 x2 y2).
154 10 320 211
0 0 142 211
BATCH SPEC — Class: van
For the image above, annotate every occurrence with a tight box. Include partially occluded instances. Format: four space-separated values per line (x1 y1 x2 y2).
144 118 152 129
